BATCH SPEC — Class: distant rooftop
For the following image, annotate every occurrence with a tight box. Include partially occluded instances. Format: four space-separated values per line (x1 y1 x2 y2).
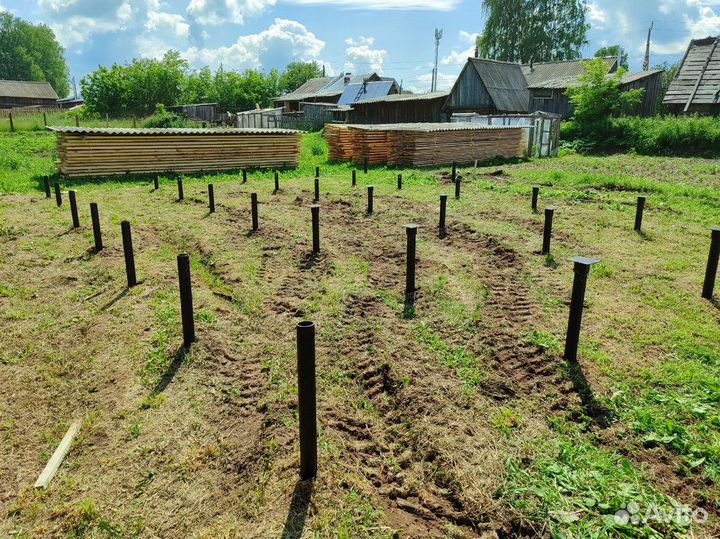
0 80 59 100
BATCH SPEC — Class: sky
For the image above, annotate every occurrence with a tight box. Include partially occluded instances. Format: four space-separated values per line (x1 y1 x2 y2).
1 0 719 95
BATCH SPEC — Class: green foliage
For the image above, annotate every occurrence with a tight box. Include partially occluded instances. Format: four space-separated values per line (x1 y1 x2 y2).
82 51 188 117
655 61 680 114
142 104 190 128
0 12 70 97
478 0 588 63
279 61 323 94
595 45 629 69
500 437 691 538
562 115 720 157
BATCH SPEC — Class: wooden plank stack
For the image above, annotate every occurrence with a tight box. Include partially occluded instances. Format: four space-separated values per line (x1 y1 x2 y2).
51 127 302 178
325 123 525 167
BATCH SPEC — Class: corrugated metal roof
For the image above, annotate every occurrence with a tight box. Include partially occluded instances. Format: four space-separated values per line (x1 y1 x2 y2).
337 81 398 105
0 80 59 100
469 59 529 112
664 37 720 105
354 91 449 105
522 57 618 88
276 77 334 101
341 123 521 132
318 73 381 95
531 69 664 89
48 127 300 135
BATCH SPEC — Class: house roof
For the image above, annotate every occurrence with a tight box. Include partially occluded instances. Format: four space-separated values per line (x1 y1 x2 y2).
529 69 663 90
468 58 529 112
356 91 449 105
277 77 334 102
276 73 385 102
0 80 59 100
522 57 618 88
664 37 720 107
337 80 398 105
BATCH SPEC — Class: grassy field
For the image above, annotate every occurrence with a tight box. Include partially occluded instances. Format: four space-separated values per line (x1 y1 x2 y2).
1 130 719 539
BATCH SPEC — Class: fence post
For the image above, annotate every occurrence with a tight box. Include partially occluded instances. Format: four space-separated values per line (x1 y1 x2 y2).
121 221 137 288
9 113 14 132
44 177 51 198
314 177 320 202
311 205 320 254
177 179 184 201
542 207 555 255
405 224 418 314
397 174 402 190
251 193 259 231
274 172 280 194
439 195 448 237
54 183 62 207
564 256 599 361
634 196 646 232
242 169 247 184
296 321 317 480
455 175 461 200
153 178 159 190
352 170 356 187
702 227 720 299
90 203 103 252
532 186 539 213
43 112 48 127
208 184 215 213
69 190 80 228
367 185 374 214
177 254 196 348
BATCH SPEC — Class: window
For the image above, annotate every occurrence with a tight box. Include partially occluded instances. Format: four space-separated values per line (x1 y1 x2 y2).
533 89 553 100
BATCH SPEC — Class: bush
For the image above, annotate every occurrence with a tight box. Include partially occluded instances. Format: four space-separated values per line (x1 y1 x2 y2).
562 115 720 157
142 104 189 128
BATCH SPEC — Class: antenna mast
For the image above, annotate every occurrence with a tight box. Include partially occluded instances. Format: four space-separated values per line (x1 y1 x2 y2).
643 21 654 71
432 28 443 92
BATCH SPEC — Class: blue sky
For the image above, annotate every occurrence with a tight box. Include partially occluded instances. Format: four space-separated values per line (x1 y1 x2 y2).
1 0 718 95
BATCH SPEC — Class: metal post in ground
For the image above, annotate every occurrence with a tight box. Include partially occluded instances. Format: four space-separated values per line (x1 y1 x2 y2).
121 221 137 288
397 174 402 190
451 161 457 183
69 190 80 228
314 177 320 202
90 203 103 252
439 195 448 237
177 254 196 348
364 157 368 174
564 256 599 361
208 184 215 213
154 178 159 190
634 196 646 232
532 186 539 212
274 171 280 194
315 166 320 178
43 112 47 127
404 224 418 314
367 185 374 214
177 179 184 201
44 177 51 198
455 176 461 200
9 113 14 132
54 183 62 207
352 170 356 187
242 169 247 184
296 320 317 480
251 193 259 231
702 227 720 299
311 205 320 254
542 207 555 255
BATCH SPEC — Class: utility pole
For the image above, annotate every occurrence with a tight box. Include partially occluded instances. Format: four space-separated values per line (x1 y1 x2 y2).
643 21 654 71
432 28 443 92
72 76 77 99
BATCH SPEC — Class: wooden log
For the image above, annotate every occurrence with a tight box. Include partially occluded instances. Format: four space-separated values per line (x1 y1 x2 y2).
33 421 81 489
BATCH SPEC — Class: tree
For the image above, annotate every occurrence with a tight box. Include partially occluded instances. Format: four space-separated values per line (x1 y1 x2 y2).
0 12 70 97
594 45 628 69
478 0 588 63
566 58 644 131
280 61 323 94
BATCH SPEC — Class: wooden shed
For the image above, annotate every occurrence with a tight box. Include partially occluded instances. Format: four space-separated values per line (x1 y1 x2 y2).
331 92 448 124
664 37 720 115
444 58 529 114
0 80 59 109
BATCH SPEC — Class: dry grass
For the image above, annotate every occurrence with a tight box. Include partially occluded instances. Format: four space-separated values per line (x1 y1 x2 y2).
1 149 719 538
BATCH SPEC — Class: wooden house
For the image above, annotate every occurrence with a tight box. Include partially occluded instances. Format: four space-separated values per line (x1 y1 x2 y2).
443 58 529 114
664 37 720 115
331 92 448 124
0 80 59 108
274 73 394 112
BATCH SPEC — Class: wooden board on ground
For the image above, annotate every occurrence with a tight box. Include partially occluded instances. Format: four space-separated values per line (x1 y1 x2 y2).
33 421 81 489
325 123 525 167
50 127 302 178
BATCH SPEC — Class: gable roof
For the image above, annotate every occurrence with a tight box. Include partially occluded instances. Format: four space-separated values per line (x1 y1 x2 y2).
0 80 59 100
277 77 334 102
664 37 720 108
337 80 398 106
276 73 383 102
529 69 664 90
467 58 529 112
522 57 618 88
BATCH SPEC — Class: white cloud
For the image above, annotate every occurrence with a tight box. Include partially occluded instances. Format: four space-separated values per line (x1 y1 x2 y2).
184 18 325 70
684 4 720 37
136 10 192 58
441 45 474 66
186 0 276 26
345 36 375 46
587 2 607 27
345 43 387 74
408 71 456 93
283 0 459 10
458 30 478 44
